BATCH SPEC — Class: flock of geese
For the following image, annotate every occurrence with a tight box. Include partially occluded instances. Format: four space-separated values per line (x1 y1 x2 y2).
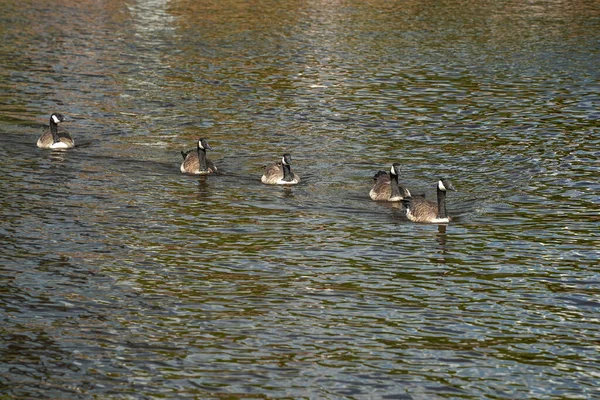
37 113 456 224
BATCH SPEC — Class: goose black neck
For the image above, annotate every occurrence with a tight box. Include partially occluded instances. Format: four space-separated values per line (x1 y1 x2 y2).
390 172 401 198
197 147 207 170
282 163 293 182
49 118 60 143
437 187 448 219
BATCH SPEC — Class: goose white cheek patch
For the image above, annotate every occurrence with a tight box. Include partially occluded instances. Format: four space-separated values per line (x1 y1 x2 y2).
438 181 447 191
52 115 61 124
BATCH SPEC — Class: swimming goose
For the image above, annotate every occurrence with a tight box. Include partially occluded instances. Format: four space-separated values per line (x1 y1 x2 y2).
261 153 300 185
37 113 74 149
402 179 456 223
369 163 411 201
180 138 217 175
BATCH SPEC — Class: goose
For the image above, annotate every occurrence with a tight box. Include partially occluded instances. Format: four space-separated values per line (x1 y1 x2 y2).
369 163 411 201
180 138 217 175
402 178 456 223
261 153 300 185
37 113 74 149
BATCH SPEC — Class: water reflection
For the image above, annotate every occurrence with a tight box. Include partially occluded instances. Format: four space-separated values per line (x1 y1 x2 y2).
195 175 213 201
128 0 176 38
436 224 448 247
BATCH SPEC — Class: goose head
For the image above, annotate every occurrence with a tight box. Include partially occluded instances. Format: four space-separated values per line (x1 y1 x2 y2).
197 138 212 151
438 178 456 192
51 113 65 124
282 153 292 166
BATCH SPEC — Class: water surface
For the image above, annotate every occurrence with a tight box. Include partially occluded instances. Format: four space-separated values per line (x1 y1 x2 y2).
1 0 599 398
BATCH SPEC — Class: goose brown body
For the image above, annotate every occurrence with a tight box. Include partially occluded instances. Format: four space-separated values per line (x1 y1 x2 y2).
261 153 300 185
180 138 217 175
403 179 456 223
369 163 410 201
37 113 74 149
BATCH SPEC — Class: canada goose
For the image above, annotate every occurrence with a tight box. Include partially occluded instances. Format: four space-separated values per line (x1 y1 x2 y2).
402 178 456 223
369 163 411 201
261 153 300 185
37 113 74 149
180 138 217 175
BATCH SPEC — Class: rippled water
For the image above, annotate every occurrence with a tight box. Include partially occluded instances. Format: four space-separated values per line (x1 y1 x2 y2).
1 0 599 398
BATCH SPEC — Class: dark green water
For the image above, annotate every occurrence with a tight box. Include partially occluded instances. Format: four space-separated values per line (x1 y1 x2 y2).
1 0 599 398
